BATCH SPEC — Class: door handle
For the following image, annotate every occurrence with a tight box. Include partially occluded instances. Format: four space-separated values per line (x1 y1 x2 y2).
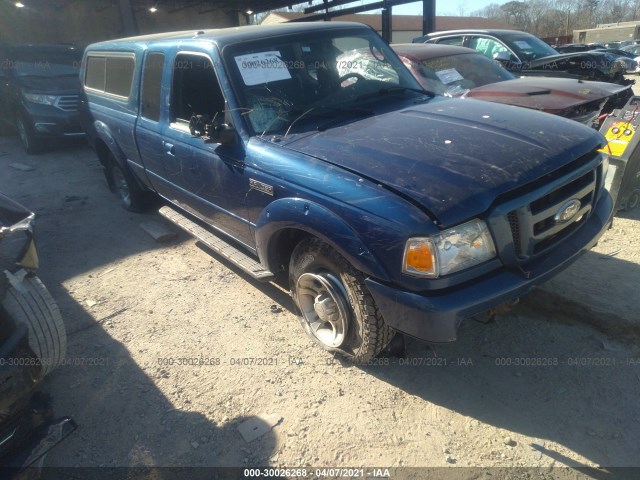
163 141 175 156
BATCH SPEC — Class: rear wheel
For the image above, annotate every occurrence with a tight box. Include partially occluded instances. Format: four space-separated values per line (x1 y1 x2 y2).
105 155 150 212
289 238 393 361
3 274 67 376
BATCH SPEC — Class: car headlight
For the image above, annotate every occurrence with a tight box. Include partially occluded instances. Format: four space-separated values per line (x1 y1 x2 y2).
403 219 496 278
22 92 58 106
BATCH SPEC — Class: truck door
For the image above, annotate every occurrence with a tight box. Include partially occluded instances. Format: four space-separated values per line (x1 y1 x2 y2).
135 51 168 188
157 51 253 248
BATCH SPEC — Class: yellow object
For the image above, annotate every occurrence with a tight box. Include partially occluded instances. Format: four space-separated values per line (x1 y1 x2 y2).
600 121 635 157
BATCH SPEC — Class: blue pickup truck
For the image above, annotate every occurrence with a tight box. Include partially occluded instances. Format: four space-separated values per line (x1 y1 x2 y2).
80 22 613 361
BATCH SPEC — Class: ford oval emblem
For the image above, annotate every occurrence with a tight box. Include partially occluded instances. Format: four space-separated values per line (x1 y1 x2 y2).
554 199 581 224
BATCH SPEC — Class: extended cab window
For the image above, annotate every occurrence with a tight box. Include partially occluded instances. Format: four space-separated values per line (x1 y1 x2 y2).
141 53 164 121
85 54 135 98
170 53 224 126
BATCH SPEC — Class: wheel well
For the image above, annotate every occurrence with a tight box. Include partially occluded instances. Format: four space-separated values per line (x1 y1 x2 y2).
95 139 112 168
267 228 311 274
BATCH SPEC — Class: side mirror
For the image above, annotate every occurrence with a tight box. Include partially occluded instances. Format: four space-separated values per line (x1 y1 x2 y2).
189 114 236 146
206 123 237 146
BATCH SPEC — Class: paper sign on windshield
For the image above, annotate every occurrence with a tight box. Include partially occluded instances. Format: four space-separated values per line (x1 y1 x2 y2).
514 41 532 49
435 68 464 84
234 51 292 86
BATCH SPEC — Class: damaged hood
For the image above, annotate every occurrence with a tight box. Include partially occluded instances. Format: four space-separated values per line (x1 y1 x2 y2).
279 97 604 226
465 77 629 114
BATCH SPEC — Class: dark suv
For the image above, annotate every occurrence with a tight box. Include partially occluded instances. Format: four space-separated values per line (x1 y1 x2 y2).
416 29 631 85
0 44 84 153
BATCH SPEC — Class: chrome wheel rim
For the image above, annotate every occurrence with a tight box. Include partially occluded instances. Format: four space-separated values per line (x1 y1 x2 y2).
111 167 131 208
296 272 349 349
628 192 639 210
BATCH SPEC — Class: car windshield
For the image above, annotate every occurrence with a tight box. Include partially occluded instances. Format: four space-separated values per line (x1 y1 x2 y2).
502 34 559 61
222 28 426 136
404 52 514 96
11 48 81 77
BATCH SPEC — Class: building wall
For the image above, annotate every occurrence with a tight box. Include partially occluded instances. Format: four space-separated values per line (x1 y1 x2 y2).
0 1 241 46
391 31 422 43
573 24 640 44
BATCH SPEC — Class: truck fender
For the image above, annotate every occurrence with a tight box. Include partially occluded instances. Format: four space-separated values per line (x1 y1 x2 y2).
92 120 152 192
93 120 127 167
254 198 390 282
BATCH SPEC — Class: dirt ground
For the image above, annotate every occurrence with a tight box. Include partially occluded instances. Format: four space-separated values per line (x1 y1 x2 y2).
1 111 639 477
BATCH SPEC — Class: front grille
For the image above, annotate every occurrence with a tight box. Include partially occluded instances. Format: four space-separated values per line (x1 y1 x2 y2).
507 211 521 256
55 95 79 111
491 151 602 265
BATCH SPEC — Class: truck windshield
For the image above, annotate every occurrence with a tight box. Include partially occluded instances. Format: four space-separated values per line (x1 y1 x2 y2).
223 28 426 136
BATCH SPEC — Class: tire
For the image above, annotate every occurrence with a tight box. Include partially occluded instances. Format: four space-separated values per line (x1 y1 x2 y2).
16 114 41 154
627 190 640 211
289 238 393 361
105 155 149 212
2 275 67 376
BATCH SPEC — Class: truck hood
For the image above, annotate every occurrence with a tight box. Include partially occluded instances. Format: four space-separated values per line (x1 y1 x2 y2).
466 77 628 112
279 97 604 226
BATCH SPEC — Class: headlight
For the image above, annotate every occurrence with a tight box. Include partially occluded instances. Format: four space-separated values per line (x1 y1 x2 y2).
403 219 496 278
23 92 58 106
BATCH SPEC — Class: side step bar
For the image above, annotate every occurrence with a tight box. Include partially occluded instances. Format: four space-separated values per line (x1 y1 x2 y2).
159 205 274 281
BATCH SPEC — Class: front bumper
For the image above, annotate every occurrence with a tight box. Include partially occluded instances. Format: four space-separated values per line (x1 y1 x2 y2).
20 101 84 138
366 189 613 343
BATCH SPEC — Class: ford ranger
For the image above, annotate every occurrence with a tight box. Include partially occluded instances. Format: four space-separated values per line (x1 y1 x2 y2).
80 22 614 361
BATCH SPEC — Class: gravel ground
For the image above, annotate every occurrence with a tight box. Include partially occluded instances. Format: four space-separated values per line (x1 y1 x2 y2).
1 99 639 478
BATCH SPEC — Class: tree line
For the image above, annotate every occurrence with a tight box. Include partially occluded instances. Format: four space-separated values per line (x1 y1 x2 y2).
472 0 640 39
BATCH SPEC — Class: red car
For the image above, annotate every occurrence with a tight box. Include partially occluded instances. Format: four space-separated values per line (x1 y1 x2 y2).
392 43 632 127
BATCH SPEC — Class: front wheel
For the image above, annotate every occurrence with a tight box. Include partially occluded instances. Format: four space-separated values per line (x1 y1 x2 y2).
2 274 67 376
626 190 640 211
16 114 41 154
289 238 393 361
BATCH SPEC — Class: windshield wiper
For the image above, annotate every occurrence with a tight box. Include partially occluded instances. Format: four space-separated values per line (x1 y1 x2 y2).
379 86 435 96
355 86 434 102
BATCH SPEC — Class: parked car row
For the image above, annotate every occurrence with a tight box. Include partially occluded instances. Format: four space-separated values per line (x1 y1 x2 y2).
414 29 634 85
544 42 640 74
